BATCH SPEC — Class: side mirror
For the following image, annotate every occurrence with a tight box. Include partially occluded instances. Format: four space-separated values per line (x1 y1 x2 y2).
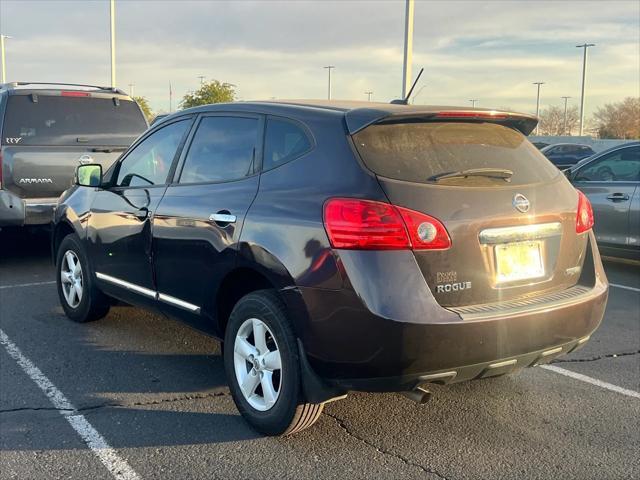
75 164 102 187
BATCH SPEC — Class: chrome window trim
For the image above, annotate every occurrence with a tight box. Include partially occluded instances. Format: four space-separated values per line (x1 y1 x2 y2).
479 222 562 245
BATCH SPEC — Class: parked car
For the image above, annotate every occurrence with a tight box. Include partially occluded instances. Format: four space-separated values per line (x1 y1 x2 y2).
568 142 640 260
532 141 549 149
0 82 148 228
52 101 608 436
540 143 595 170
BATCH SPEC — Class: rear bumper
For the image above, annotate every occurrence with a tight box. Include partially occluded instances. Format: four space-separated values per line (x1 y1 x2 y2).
295 231 608 393
0 190 58 226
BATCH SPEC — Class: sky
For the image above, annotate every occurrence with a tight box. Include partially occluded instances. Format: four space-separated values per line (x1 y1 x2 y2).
1 0 638 116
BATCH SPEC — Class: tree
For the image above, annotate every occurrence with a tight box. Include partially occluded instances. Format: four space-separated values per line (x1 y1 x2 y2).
592 97 640 139
133 96 154 122
538 105 579 136
180 80 235 109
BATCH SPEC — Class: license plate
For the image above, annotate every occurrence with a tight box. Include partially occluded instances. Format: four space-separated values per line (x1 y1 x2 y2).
495 241 544 283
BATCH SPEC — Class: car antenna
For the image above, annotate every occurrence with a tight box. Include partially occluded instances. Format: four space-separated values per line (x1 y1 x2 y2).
390 67 424 105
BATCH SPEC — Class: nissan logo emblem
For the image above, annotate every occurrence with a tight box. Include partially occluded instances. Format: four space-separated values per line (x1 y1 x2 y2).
513 194 530 213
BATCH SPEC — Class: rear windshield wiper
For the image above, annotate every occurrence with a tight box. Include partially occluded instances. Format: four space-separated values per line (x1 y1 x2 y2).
429 168 513 182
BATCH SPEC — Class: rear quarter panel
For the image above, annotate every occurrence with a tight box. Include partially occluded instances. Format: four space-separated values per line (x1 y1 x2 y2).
238 112 386 337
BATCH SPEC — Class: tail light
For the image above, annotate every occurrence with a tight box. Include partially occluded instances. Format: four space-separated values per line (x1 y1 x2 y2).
576 191 594 234
323 198 451 250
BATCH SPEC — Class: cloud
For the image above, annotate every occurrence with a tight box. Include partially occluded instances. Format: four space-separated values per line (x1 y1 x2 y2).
1 0 638 115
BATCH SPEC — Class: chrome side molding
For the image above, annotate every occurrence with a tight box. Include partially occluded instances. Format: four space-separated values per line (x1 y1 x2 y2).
95 272 201 314
96 272 156 299
479 222 562 245
158 293 201 314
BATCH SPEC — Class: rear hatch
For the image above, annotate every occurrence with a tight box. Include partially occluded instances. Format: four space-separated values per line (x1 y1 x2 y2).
1 91 147 198
352 115 588 307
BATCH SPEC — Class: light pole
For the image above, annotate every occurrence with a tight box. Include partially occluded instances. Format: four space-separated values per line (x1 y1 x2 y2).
323 66 335 100
561 96 571 136
533 82 545 135
469 99 478 108
110 0 116 88
576 43 595 136
365 91 373 101
0 35 12 84
128 83 135 97
402 0 415 98
197 75 206 86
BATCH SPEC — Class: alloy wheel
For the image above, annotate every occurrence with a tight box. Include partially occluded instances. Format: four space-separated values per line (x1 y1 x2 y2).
233 317 282 411
60 250 83 308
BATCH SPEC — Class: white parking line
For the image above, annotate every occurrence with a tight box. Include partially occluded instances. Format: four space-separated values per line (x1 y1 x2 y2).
0 280 56 290
609 283 640 293
0 329 141 480
540 364 640 399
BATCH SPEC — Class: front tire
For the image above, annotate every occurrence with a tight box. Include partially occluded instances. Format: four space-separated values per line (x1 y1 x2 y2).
224 290 323 436
56 233 110 323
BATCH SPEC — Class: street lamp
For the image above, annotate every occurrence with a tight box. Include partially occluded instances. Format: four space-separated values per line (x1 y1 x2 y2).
128 83 135 97
197 75 206 86
365 91 373 101
402 0 415 98
323 66 335 100
469 99 478 108
561 96 571 136
533 82 545 135
110 0 116 88
576 43 595 136
0 35 12 84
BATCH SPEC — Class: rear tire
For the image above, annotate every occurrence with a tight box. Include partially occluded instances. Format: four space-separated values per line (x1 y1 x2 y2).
56 233 110 323
224 290 323 436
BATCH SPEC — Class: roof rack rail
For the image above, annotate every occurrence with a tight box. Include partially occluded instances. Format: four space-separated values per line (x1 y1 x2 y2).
1 82 127 95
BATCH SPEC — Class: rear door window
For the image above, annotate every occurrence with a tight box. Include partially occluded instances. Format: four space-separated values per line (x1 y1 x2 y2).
178 116 259 184
352 121 559 186
2 94 147 146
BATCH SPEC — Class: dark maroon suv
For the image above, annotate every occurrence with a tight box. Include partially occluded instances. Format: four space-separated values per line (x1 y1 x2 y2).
52 101 608 435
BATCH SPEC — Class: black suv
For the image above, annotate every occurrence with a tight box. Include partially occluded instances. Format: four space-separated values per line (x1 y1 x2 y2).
53 101 608 435
0 82 148 227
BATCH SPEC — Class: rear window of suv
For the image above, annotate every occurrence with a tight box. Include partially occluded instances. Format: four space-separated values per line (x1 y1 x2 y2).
352 121 559 186
2 94 147 146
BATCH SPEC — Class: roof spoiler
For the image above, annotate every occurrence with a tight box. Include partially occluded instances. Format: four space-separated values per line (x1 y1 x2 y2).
345 109 539 136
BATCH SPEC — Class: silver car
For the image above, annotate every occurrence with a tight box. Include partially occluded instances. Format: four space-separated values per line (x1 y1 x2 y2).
569 142 640 260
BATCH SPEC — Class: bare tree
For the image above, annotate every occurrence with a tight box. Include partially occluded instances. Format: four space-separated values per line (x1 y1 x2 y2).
592 97 640 139
538 105 579 136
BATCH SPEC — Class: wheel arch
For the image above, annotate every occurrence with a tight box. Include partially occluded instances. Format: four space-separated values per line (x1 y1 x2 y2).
51 219 76 262
215 244 311 340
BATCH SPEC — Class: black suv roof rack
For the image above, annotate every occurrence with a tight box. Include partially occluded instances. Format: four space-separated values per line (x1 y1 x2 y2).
0 82 127 95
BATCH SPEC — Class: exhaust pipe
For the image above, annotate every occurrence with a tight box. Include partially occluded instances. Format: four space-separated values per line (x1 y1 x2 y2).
401 386 431 405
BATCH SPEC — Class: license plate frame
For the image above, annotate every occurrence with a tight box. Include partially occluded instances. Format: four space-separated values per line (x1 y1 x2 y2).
495 240 545 284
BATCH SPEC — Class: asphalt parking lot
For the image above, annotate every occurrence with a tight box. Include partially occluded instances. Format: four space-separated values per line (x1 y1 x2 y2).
1 228 638 480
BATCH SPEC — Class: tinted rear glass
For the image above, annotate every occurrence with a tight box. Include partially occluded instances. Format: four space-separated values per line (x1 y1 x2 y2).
353 122 559 186
2 94 147 146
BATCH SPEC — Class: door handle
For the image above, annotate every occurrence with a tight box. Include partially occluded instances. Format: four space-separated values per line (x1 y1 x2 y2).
209 212 236 226
606 193 629 202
